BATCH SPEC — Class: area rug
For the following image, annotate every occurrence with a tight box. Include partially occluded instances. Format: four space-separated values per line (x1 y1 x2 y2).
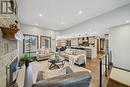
31 60 91 83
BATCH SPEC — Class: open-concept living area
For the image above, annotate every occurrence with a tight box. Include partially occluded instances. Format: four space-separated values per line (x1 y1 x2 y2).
0 0 130 87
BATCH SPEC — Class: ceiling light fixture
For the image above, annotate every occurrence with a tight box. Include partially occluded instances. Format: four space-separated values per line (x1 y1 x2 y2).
39 13 43 17
126 20 130 23
78 10 83 15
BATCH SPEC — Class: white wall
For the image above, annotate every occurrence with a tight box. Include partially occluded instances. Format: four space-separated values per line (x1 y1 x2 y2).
59 4 130 37
109 24 130 70
19 24 57 56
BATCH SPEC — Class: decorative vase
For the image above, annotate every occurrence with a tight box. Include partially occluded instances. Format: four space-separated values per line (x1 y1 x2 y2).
25 60 29 67
19 61 24 69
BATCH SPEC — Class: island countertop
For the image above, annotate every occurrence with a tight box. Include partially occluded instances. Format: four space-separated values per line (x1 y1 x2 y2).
71 46 97 59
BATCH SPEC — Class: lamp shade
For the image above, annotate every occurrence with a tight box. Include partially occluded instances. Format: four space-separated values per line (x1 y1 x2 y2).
15 31 24 40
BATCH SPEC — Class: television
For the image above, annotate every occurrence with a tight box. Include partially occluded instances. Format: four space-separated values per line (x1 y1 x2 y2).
6 57 18 86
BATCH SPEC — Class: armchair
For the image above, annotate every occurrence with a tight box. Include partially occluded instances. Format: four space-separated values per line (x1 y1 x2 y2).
60 49 87 65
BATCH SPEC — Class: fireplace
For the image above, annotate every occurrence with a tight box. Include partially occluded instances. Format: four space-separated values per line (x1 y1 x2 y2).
6 57 18 87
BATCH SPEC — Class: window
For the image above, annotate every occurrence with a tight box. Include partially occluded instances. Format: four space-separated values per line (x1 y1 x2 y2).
23 34 38 53
40 36 51 48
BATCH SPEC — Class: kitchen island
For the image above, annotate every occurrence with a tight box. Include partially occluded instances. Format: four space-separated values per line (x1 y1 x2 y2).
71 46 97 59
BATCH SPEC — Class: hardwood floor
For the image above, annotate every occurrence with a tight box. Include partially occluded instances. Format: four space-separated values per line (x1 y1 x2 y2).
107 79 130 87
25 53 108 87
82 53 104 87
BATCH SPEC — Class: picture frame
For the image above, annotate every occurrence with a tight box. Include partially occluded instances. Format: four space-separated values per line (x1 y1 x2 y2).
23 34 38 53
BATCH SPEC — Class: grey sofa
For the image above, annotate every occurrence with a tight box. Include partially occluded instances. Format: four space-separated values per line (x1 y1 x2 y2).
32 67 92 87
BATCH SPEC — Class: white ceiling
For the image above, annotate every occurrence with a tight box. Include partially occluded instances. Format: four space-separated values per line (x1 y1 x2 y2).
18 0 130 30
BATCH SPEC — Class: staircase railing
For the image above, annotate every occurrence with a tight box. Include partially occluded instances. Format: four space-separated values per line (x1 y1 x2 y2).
99 51 112 87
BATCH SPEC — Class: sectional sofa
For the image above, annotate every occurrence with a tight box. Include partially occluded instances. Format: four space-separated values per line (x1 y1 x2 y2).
32 66 92 87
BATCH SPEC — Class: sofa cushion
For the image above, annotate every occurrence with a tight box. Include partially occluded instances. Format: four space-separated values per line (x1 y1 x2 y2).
45 49 50 54
36 66 74 82
48 48 53 53
38 48 53 54
72 50 77 55
65 49 73 55
38 49 45 54
38 49 41 54
36 71 44 82
39 54 50 57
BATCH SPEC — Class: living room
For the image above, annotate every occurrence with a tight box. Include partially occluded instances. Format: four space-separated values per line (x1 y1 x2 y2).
0 0 130 87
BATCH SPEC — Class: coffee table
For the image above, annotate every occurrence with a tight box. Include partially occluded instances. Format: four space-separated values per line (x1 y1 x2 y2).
48 54 65 70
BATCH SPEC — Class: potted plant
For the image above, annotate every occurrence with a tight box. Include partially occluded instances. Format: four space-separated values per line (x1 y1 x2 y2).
20 53 32 68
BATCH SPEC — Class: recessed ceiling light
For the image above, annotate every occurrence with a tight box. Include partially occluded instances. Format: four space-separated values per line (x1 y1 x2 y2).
78 10 83 15
126 20 130 23
35 23 38 26
61 22 64 24
39 13 43 17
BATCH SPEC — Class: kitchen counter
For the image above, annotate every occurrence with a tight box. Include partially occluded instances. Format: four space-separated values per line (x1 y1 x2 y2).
71 46 97 59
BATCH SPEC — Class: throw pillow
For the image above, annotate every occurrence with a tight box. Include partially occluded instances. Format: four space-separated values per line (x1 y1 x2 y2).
45 49 50 54
65 49 70 54
41 50 45 54
72 50 77 55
